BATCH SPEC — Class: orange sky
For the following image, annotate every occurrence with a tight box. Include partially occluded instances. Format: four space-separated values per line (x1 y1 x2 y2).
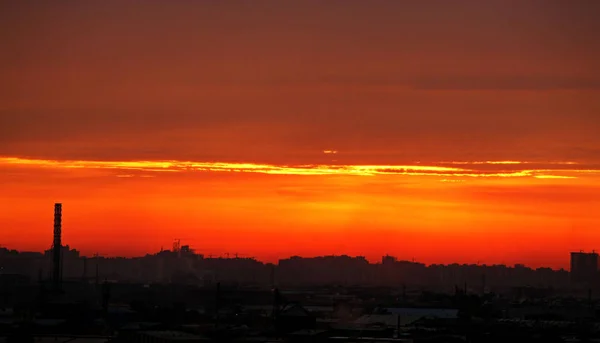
1 1 600 269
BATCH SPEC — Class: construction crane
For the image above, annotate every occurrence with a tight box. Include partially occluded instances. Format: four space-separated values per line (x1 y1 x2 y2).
172 239 181 253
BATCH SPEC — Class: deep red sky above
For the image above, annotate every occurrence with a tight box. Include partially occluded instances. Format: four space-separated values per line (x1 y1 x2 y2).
1 1 600 269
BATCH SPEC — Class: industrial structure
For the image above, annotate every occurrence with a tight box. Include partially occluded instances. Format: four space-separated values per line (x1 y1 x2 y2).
52 203 62 289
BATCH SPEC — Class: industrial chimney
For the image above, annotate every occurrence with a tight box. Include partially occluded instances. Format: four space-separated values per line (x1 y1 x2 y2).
53 203 62 289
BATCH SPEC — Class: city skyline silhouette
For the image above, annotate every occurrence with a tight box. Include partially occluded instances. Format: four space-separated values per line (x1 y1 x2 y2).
2 2 600 342
2 1 600 270
0 202 592 273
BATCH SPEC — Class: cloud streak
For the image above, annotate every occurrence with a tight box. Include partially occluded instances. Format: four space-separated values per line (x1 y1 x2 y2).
1 157 597 179
410 76 600 91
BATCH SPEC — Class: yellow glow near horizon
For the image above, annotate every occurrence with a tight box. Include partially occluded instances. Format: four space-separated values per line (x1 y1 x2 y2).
0 156 593 179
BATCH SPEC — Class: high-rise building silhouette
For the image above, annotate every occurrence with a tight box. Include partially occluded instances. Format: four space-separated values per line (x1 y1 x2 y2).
570 251 598 286
382 255 397 265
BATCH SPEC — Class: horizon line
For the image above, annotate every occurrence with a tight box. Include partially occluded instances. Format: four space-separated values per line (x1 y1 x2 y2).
0 244 573 271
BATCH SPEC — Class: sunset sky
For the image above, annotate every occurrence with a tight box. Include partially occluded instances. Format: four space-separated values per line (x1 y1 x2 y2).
1 1 600 269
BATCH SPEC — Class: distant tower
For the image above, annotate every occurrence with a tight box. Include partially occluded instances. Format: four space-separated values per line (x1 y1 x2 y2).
53 203 62 289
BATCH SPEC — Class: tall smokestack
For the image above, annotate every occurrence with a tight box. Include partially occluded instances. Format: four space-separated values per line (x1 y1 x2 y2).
53 203 62 289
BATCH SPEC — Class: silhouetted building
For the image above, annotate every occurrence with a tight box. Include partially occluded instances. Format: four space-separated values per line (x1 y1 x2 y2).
570 251 598 286
382 255 397 265
53 203 62 289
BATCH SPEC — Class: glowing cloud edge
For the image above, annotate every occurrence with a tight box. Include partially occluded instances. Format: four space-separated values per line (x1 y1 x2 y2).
1 157 595 179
